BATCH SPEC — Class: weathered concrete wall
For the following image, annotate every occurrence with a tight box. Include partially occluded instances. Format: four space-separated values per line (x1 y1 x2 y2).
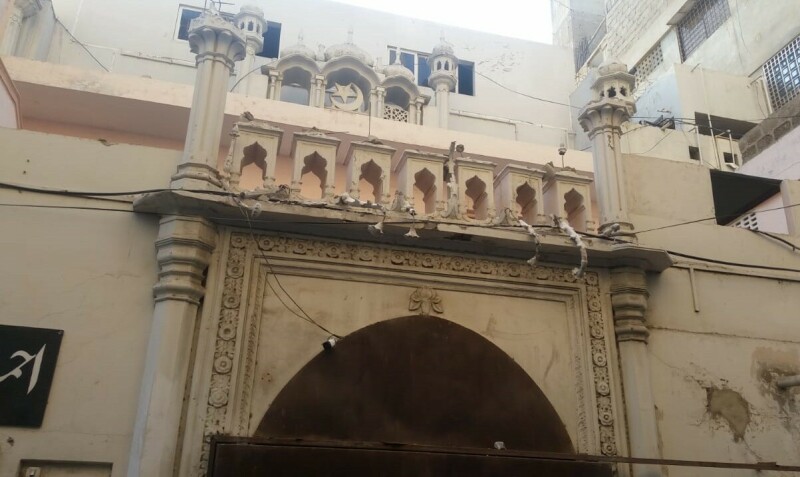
604 0 799 78
0 128 181 476
623 153 800 473
739 93 800 171
647 269 800 475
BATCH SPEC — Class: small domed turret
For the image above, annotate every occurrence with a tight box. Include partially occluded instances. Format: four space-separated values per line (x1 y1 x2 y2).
234 5 266 53
427 35 457 92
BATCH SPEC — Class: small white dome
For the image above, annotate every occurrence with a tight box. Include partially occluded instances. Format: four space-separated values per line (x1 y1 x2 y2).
431 36 455 58
324 29 374 67
598 57 628 76
280 33 316 60
383 58 415 81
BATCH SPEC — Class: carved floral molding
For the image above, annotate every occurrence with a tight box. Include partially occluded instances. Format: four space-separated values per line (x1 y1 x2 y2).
196 232 619 475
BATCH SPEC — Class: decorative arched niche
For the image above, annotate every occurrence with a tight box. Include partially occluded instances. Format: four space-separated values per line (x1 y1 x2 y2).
290 129 340 201
345 141 395 205
268 55 320 105
494 165 546 225
395 150 446 217
542 170 595 232
257 315 574 453
381 76 422 124
456 157 496 222
322 57 380 114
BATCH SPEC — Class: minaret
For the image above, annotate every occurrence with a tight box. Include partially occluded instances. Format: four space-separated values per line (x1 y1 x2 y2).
170 10 247 191
127 9 245 477
577 58 636 234
427 35 457 129
580 59 663 477
233 5 267 95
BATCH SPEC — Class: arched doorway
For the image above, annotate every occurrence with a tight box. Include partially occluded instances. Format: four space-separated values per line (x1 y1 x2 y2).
208 316 611 476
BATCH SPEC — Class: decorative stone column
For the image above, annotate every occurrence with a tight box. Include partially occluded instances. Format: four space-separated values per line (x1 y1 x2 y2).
413 97 425 125
375 86 386 118
578 59 636 235
610 267 662 477
313 74 325 107
427 36 457 129
171 12 246 191
1 0 43 56
233 5 266 96
128 216 217 477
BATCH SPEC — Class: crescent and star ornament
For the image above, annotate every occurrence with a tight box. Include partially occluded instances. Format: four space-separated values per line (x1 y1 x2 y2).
330 82 365 111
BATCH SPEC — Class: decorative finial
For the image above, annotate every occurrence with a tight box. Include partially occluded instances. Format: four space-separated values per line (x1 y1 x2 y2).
347 27 354 44
393 47 401 65
207 0 219 13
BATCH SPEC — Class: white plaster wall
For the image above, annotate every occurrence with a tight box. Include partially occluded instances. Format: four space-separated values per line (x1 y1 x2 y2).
647 269 800 474
0 199 159 477
752 193 789 235
42 0 576 145
621 153 800 472
740 126 800 180
0 128 180 476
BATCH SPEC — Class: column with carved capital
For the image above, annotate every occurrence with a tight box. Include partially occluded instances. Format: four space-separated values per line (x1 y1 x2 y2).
171 12 246 191
578 59 636 235
611 267 662 477
2 0 42 55
128 216 217 477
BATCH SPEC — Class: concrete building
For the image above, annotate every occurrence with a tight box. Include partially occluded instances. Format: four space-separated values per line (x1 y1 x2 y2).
561 0 800 233
1 1 799 477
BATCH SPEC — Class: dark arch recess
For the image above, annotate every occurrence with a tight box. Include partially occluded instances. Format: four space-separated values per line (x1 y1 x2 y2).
256 315 573 453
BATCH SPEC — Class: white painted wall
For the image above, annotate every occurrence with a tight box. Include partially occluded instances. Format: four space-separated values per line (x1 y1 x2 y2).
0 128 180 477
41 0 577 146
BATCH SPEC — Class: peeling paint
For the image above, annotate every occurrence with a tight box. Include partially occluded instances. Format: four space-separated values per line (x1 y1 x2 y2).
706 387 751 442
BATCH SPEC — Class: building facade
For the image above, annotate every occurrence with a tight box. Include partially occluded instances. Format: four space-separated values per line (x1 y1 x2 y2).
0 1 799 477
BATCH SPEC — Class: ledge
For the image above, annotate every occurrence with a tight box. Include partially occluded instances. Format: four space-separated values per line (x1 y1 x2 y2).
134 190 673 273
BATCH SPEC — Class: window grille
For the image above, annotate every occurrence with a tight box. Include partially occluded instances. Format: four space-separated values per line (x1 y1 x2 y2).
732 212 758 230
632 44 663 88
384 104 409 123
677 0 730 60
763 35 800 110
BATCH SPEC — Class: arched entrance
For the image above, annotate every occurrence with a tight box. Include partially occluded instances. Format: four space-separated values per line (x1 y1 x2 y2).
208 316 611 476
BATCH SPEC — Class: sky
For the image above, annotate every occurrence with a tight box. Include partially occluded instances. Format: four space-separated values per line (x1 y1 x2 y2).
330 0 554 44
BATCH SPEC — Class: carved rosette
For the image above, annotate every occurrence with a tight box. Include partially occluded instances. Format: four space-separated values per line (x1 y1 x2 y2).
197 233 620 473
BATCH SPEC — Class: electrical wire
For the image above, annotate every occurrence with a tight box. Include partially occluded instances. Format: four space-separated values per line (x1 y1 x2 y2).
230 65 265 92
2 198 800 275
232 197 342 338
476 71 581 109
53 16 110 72
750 229 800 253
